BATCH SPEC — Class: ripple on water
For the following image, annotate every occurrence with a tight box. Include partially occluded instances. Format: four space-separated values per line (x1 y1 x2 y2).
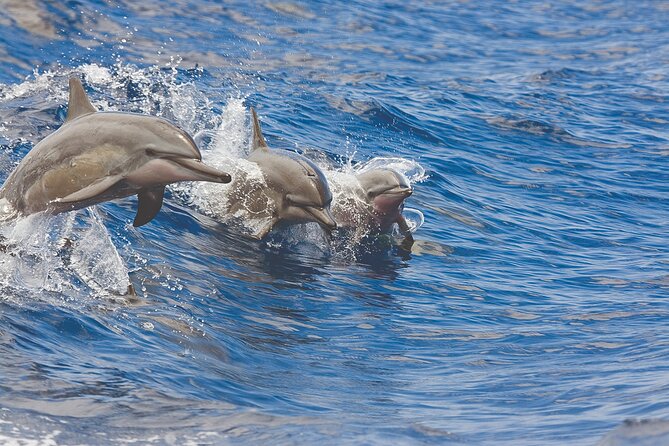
0 1 668 445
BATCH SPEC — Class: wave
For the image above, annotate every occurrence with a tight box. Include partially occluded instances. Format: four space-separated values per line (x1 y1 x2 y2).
325 94 443 144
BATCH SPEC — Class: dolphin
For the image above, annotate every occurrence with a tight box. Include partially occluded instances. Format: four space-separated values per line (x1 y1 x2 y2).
225 108 336 239
333 167 414 242
597 419 669 446
0 77 231 226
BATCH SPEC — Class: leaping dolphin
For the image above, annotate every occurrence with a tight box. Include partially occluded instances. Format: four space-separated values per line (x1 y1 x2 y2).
333 167 414 243
225 108 337 239
0 77 231 226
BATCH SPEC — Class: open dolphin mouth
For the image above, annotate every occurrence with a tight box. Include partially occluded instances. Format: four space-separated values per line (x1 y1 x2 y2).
169 157 232 183
373 186 413 214
306 206 337 230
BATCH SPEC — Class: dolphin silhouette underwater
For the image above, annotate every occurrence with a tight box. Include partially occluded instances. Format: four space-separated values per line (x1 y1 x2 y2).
224 108 337 239
332 167 414 243
0 77 231 226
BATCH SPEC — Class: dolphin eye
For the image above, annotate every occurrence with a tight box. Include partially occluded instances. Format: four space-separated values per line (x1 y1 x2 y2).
145 148 158 157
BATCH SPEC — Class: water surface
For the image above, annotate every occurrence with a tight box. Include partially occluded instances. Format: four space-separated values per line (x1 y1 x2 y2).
0 1 668 445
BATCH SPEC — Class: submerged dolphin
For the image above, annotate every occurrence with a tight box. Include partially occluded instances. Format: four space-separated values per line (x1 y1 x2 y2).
0 77 231 226
333 167 414 242
225 108 336 239
597 419 669 446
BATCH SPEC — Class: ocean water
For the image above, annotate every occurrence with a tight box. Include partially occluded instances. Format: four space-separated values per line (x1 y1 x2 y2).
0 1 668 445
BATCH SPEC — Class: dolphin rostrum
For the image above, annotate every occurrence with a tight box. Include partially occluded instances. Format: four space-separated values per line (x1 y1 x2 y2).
332 167 414 243
0 77 231 226
225 108 336 239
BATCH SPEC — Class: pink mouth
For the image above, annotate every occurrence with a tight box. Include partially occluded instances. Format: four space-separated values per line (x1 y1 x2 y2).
372 188 412 215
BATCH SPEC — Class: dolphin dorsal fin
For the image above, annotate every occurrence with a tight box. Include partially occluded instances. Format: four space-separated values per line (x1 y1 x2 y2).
65 77 97 123
250 107 269 152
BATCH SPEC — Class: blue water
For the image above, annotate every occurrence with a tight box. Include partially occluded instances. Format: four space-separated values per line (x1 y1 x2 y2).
0 1 668 445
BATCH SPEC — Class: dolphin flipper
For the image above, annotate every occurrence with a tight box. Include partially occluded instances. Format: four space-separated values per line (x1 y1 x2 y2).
57 174 123 204
251 217 278 240
396 214 414 248
133 186 165 227
397 214 412 235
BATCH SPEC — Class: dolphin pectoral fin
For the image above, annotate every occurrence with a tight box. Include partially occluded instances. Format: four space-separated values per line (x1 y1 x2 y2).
58 174 123 204
133 186 165 227
251 217 278 240
250 107 270 152
398 233 414 251
396 214 414 249
396 214 412 235
65 78 97 123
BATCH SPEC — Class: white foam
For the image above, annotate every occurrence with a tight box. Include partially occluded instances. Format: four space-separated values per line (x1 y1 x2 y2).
79 63 113 85
0 208 131 303
0 434 57 446
355 156 428 183
0 69 65 103
171 99 275 232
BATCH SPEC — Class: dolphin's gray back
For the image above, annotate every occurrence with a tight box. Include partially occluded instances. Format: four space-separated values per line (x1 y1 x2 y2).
598 419 669 446
0 112 188 214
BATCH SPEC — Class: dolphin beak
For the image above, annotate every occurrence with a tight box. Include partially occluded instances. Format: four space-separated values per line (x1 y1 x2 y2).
170 158 232 183
387 186 413 198
307 206 338 231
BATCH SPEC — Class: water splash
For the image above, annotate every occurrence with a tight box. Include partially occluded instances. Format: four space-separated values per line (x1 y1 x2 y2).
0 208 131 304
0 68 67 103
170 98 281 238
355 156 428 184
401 208 424 233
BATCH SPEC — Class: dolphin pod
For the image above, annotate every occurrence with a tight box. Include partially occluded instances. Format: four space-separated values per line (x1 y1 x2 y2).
0 77 417 244
0 77 231 226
